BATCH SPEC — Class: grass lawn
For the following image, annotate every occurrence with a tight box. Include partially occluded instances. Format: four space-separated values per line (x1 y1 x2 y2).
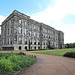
0 52 36 75
34 48 75 56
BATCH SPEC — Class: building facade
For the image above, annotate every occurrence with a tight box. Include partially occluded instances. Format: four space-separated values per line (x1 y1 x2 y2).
1 10 64 50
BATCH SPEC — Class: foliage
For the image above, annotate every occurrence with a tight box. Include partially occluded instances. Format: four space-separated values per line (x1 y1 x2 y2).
64 43 75 48
19 52 26 55
0 53 36 75
34 48 75 56
63 52 75 58
29 39 31 50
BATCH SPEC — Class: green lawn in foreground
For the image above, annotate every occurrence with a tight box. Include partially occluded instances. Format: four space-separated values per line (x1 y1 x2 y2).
34 48 75 56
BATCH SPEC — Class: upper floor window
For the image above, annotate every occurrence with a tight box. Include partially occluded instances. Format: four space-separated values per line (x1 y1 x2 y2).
24 21 27 25
30 39 32 44
25 38 27 44
25 29 27 35
34 40 36 45
19 37 22 44
43 41 45 45
29 31 32 36
8 29 9 35
38 33 40 38
11 27 12 34
43 34 45 38
46 41 47 45
29 25 32 28
38 40 40 45
19 19 21 24
34 26 36 30
19 27 22 34
46 34 47 38
38 27 40 31
34 32 36 37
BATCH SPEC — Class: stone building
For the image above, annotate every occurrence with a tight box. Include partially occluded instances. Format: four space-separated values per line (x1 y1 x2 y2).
1 10 64 50
0 35 1 50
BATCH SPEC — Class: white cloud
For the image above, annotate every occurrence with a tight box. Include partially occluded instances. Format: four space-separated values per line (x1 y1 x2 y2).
0 15 6 25
31 0 75 43
0 15 6 34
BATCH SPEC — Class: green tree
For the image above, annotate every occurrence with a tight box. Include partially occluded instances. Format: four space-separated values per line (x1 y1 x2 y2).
29 39 31 50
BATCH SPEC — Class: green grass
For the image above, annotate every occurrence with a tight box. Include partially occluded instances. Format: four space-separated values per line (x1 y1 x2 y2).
34 48 75 56
0 53 36 75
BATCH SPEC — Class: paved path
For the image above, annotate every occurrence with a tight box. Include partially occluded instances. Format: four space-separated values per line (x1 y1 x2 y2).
17 51 75 75
0 50 75 75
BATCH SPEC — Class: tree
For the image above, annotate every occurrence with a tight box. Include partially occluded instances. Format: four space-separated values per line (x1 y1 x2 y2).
29 39 31 50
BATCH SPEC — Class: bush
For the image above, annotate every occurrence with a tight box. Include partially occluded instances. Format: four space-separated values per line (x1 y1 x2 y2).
19 52 26 55
0 53 36 75
63 52 75 58
0 58 13 73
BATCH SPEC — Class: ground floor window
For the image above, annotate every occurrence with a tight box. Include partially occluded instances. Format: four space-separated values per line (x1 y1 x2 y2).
34 47 36 49
25 46 27 50
19 46 21 50
38 47 40 49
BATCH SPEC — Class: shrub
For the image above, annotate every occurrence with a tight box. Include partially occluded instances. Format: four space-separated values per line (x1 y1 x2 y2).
63 52 75 58
0 53 36 75
19 52 26 55
0 58 13 73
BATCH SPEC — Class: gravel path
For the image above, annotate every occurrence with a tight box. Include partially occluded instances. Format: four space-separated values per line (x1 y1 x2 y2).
17 51 75 75
0 50 75 75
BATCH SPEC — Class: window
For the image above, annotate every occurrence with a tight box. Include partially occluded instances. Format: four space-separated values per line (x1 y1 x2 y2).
46 34 47 38
19 19 21 24
38 40 40 45
34 26 36 30
25 46 27 50
29 31 32 36
34 40 36 45
30 39 32 44
29 25 32 28
8 29 9 35
11 27 12 34
38 33 40 38
25 29 27 35
11 39 12 44
38 27 40 31
8 38 9 44
24 21 27 25
49 36 50 39
34 32 36 37
19 37 22 44
19 46 21 50
46 41 47 45
34 47 36 49
11 19 13 23
25 38 27 44
19 27 22 34
43 34 45 38
43 41 45 45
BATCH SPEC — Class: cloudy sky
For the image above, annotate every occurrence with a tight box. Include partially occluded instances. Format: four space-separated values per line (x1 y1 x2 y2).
0 0 75 44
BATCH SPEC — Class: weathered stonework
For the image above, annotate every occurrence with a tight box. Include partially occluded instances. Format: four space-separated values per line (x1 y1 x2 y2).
1 10 64 50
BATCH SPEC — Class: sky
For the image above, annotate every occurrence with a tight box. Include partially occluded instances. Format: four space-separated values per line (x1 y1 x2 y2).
0 0 75 44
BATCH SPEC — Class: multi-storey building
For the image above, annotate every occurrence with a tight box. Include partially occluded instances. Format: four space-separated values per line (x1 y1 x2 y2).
1 10 64 50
